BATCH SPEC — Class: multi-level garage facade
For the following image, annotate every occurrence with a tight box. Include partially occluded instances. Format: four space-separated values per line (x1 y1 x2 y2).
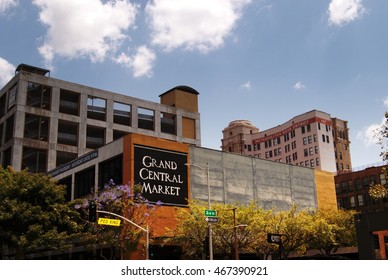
0 64 200 173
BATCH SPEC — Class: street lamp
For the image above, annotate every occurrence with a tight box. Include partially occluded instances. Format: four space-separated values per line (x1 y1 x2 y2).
229 208 247 260
185 162 213 260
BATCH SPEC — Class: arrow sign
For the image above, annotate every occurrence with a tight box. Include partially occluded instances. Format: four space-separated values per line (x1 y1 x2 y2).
205 217 219 223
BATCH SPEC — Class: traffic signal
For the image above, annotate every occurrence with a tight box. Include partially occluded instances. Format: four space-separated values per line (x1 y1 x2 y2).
88 200 97 222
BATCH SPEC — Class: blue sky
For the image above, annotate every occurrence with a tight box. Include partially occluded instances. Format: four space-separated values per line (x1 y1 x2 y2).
1 0 387 168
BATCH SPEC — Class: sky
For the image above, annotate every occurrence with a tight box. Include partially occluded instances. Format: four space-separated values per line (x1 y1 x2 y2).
0 0 388 168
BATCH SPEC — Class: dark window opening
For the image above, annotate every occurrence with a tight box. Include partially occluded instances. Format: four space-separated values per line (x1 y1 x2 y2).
74 166 95 198
99 155 123 189
86 125 105 149
57 120 78 146
24 114 49 142
113 102 131 126
138 107 154 130
58 176 72 201
56 151 78 168
161 112 176 135
22 147 47 173
27 82 51 110
60 89 80 116
87 96 106 121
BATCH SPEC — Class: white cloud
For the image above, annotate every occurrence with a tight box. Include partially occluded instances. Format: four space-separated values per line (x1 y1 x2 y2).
293 81 306 90
0 0 17 14
357 121 382 147
240 81 251 89
328 0 366 26
145 0 251 53
114 45 156 78
33 0 138 67
357 97 388 147
0 57 15 87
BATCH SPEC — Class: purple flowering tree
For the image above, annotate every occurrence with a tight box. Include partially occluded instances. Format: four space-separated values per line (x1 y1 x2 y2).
73 180 161 260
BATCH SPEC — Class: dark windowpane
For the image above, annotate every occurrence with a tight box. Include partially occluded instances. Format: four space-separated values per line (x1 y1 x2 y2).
138 107 154 130
5 114 14 142
27 82 51 110
87 96 106 121
161 112 176 135
74 166 95 198
60 89 80 116
24 114 49 141
56 151 78 168
22 147 47 173
113 102 131 126
58 176 72 201
58 120 78 146
113 130 128 141
99 155 123 189
86 126 105 149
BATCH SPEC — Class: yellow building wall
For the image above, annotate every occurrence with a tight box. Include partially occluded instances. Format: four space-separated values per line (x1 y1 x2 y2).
315 170 338 210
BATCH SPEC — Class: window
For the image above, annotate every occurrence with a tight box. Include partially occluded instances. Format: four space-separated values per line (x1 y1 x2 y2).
87 96 106 121
56 151 78 168
74 166 95 198
27 82 51 110
0 123 3 145
310 159 315 167
60 89 80 116
24 114 49 142
161 112 176 135
114 102 131 126
326 135 330 143
322 135 326 142
2 147 12 168
58 120 78 146
314 146 319 154
303 137 307 145
316 158 320 166
5 114 14 143
138 107 154 130
99 155 123 190
22 147 47 173
86 125 105 149
357 195 364 206
307 124 311 132
308 135 312 144
301 126 306 134
304 149 308 157
309 147 313 156
318 123 321 130
313 134 317 142
0 93 6 118
113 130 129 141
58 176 72 201
350 196 355 207
363 177 369 188
355 178 362 190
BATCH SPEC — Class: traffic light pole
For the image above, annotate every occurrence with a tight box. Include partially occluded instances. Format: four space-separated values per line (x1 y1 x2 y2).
96 210 150 260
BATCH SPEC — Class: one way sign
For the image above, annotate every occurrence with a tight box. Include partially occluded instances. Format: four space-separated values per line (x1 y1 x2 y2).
205 217 219 223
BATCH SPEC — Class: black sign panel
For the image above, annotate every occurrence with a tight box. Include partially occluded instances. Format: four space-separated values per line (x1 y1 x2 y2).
267 233 283 244
134 145 188 206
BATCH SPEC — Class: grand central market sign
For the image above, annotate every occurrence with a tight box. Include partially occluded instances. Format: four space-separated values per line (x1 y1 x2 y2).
134 145 188 206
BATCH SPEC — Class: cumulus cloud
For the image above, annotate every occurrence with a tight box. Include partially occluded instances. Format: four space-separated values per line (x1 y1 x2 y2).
0 0 17 14
0 57 15 87
114 45 156 78
357 97 388 147
33 0 138 67
328 0 366 26
145 0 251 53
293 81 306 90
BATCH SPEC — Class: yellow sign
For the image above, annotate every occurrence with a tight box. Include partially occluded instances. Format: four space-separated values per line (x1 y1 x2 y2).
98 217 121 227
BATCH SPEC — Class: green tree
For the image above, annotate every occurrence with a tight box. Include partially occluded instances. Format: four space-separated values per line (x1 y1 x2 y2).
307 208 357 256
0 167 82 259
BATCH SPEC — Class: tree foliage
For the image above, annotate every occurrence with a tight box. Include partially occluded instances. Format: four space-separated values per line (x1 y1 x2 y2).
73 180 160 260
0 167 82 259
167 200 357 259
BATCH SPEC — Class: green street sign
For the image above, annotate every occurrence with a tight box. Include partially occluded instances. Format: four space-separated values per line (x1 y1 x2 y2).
204 209 217 217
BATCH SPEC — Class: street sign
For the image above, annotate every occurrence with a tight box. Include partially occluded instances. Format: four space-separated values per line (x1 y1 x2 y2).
267 233 283 244
205 217 219 223
204 209 217 217
98 217 121 227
